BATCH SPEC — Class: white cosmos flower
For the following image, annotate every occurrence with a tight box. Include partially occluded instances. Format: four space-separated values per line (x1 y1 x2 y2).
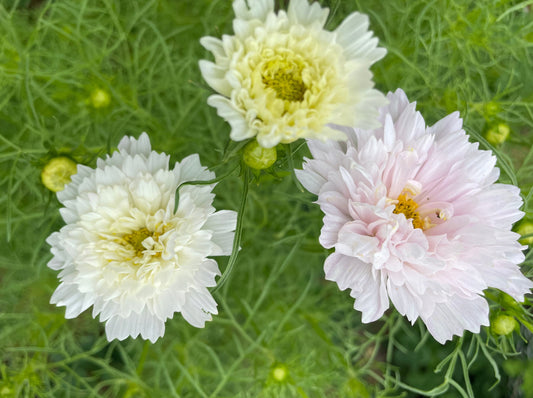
46 133 236 343
296 89 533 344
199 0 386 148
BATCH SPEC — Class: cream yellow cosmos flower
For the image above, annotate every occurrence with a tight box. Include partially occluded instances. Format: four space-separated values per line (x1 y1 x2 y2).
199 0 387 148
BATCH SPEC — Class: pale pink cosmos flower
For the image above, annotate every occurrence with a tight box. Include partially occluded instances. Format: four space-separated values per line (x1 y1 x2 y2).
296 89 533 343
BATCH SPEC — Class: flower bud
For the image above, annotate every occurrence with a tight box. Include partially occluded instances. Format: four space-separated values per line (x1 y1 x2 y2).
41 157 78 192
243 140 277 170
90 88 111 108
491 314 517 336
517 222 533 245
271 364 288 382
485 123 510 146
484 102 500 117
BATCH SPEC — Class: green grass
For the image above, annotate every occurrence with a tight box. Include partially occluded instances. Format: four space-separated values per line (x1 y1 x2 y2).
1 0 533 397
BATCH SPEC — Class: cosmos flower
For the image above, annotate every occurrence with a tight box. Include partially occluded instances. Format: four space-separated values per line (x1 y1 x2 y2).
199 0 386 148
46 133 236 342
296 89 533 343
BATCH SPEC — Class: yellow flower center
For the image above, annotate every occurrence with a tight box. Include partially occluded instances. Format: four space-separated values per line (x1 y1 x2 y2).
393 194 423 229
122 227 160 257
261 58 307 102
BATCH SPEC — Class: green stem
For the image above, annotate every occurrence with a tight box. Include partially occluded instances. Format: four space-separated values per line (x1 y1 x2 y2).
136 340 150 375
384 312 400 389
288 142 305 193
212 167 249 292
174 164 239 212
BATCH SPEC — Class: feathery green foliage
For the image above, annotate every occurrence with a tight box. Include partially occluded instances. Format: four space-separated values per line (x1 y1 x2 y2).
1 0 532 396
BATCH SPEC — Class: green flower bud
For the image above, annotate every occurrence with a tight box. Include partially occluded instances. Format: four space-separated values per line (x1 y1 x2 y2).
517 222 533 245
271 364 288 382
491 314 517 336
484 102 500 117
243 140 277 170
90 88 111 108
485 123 510 146
41 157 78 192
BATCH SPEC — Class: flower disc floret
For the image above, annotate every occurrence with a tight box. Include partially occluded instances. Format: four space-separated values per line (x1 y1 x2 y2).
46 133 237 342
296 89 533 344
262 58 307 102
392 193 424 229
199 0 386 148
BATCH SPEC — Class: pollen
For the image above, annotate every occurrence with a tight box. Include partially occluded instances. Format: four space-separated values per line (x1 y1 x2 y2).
393 194 424 229
261 58 307 102
122 228 160 257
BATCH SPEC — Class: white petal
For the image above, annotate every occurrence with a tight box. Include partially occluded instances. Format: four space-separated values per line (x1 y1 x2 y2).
387 281 420 323
288 0 328 27
422 295 489 344
233 0 274 21
480 260 533 302
335 222 378 260
427 111 463 138
199 36 226 62
192 260 221 287
295 164 326 195
204 210 237 233
207 95 254 141
204 211 237 255
335 12 385 63
176 153 214 183
117 132 152 157
324 253 371 292
353 273 389 323
199 60 233 97
181 289 214 328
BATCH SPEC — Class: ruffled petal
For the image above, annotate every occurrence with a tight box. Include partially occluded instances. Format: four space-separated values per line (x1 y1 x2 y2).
297 89 531 344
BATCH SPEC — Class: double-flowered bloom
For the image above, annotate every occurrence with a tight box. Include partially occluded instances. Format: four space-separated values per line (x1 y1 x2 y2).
47 133 236 342
46 0 532 346
296 89 533 343
200 0 386 148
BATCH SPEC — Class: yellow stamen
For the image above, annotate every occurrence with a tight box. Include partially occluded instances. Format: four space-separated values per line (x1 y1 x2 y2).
262 58 306 102
393 194 424 229
122 228 160 257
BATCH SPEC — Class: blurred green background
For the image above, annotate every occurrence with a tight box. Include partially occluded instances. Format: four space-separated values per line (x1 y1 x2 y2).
1 0 532 396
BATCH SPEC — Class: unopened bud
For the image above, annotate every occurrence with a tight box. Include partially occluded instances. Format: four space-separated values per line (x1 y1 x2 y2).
517 222 533 245
485 123 510 146
243 140 277 170
90 88 111 109
491 314 517 336
271 364 288 382
41 157 78 192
